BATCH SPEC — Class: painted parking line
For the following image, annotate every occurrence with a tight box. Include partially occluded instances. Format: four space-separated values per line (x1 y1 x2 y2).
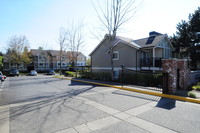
57 77 200 104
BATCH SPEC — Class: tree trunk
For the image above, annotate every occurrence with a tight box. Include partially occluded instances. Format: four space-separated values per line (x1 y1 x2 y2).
110 37 115 81
60 53 62 75
111 57 114 80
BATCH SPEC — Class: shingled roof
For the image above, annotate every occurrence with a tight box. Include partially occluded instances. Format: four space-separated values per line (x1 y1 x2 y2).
133 34 166 48
89 32 170 56
116 34 167 48
31 49 86 58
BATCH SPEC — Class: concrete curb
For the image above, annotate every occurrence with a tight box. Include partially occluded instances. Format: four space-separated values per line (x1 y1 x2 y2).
59 77 200 104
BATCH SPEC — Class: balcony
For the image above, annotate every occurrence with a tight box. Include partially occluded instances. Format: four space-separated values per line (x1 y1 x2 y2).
140 57 162 70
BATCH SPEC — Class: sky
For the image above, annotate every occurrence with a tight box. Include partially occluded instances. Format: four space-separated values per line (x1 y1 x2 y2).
0 0 199 57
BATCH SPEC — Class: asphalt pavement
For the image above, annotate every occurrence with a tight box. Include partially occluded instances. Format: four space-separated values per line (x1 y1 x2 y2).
0 75 200 133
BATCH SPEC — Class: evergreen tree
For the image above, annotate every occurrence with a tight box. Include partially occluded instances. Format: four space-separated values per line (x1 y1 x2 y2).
170 7 200 69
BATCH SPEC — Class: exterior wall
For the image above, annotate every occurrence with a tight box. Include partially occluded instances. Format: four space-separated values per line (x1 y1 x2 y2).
3 62 27 71
91 39 138 72
32 52 86 71
155 48 162 57
91 38 111 68
113 42 137 68
77 54 86 66
3 50 86 71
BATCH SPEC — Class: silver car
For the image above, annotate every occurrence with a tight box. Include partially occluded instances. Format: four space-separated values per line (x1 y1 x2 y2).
28 70 37 76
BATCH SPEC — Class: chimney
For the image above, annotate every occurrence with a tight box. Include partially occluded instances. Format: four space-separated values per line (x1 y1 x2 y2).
149 31 162 37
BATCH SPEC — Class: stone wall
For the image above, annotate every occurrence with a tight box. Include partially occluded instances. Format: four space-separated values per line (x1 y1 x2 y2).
162 59 190 94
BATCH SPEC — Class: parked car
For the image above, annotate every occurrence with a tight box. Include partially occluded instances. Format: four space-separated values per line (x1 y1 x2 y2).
0 71 6 81
28 70 37 76
46 70 55 75
8 69 19 76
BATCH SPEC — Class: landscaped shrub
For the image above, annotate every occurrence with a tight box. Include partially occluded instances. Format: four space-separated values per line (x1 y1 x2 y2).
188 91 196 98
91 72 111 81
79 71 92 79
65 71 75 77
192 82 200 91
79 71 111 81
121 71 163 87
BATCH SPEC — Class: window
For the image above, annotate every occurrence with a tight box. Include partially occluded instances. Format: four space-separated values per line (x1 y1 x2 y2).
113 51 119 60
39 63 44 66
10 63 14 66
57 63 61 66
61 57 65 61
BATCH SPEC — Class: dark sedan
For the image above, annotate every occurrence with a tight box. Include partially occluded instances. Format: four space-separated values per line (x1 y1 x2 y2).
46 70 55 75
9 69 19 76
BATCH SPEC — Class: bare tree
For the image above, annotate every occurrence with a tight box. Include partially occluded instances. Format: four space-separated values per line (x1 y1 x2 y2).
6 35 31 69
92 0 138 80
58 27 68 75
66 22 85 77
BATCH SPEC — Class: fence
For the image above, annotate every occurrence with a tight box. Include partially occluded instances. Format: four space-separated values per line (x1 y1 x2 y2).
121 66 168 94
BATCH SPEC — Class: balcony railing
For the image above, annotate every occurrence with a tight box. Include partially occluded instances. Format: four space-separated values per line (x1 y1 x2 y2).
140 57 162 68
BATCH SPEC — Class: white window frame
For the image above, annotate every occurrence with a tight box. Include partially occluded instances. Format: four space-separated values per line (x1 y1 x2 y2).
113 51 119 60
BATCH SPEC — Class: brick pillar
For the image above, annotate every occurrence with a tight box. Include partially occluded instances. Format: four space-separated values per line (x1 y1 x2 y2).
162 59 178 94
162 59 191 94
177 59 190 90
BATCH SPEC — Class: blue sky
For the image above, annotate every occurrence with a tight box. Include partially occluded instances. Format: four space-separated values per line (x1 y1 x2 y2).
0 0 199 56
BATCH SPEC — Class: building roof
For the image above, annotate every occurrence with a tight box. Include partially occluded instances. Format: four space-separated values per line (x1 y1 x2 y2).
89 32 169 56
133 34 167 48
31 49 86 57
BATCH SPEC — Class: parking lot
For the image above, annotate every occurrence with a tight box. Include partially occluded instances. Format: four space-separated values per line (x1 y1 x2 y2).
0 75 200 133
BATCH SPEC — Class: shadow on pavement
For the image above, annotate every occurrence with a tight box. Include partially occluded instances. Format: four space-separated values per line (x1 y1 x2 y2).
0 85 95 126
112 91 160 102
71 78 122 86
156 97 176 110
69 79 97 86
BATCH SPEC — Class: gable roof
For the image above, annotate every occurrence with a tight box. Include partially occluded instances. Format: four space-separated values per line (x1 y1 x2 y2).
134 34 167 48
89 33 170 56
89 35 141 56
